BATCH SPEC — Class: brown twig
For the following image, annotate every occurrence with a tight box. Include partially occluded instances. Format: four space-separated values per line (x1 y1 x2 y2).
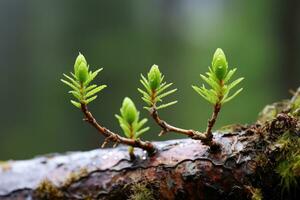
149 107 206 140
203 103 221 146
81 103 156 155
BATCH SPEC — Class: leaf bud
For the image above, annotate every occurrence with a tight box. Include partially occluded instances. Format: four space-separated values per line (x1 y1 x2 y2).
77 62 89 83
74 53 87 77
147 64 162 90
121 97 137 124
212 48 228 80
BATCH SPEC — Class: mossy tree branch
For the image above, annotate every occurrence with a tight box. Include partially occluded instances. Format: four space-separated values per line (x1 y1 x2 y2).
1 87 299 200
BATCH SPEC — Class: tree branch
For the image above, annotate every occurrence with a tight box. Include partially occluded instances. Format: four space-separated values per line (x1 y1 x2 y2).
1 88 300 200
81 104 155 155
150 107 206 140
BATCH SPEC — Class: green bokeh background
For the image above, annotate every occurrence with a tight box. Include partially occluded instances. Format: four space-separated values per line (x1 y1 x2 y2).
0 0 299 160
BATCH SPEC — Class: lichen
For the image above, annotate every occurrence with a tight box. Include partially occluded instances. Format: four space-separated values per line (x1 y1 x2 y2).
62 167 89 188
35 179 64 200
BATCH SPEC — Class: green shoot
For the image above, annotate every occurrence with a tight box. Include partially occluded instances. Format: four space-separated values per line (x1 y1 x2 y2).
61 53 107 108
138 64 177 110
115 97 150 158
192 48 244 146
192 48 244 106
61 53 155 157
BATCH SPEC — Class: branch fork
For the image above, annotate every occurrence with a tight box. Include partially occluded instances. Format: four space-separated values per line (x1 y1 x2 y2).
81 104 156 155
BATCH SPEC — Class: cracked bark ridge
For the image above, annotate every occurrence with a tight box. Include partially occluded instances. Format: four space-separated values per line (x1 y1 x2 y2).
1 90 300 199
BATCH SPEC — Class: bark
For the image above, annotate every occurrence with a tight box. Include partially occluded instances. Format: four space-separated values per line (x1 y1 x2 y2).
1 90 300 200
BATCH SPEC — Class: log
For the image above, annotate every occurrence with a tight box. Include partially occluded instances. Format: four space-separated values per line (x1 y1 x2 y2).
0 90 300 200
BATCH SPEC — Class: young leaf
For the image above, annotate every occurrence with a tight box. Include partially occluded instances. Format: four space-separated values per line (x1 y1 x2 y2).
222 88 243 104
85 95 97 104
61 79 79 92
85 85 107 98
156 101 178 110
70 100 81 108
135 127 150 138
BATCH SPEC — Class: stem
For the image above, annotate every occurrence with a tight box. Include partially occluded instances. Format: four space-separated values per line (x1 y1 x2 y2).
80 103 156 155
128 146 135 160
149 89 207 141
150 107 206 140
203 103 221 146
128 126 135 160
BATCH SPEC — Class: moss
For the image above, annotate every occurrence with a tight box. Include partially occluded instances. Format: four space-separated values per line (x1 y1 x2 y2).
254 153 269 168
257 101 290 124
290 89 300 116
62 167 89 188
274 131 300 191
128 182 155 200
35 179 64 200
251 188 262 200
246 186 262 200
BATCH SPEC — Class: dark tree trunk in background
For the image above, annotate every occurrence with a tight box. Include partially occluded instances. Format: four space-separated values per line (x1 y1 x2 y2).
277 0 300 93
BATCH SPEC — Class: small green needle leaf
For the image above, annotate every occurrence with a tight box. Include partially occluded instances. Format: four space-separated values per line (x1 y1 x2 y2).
228 77 244 90
70 100 81 108
85 68 103 85
223 68 237 83
156 82 173 95
141 96 153 106
63 74 80 88
156 88 177 100
143 106 151 111
69 91 81 100
135 127 150 138
61 79 79 92
137 88 151 99
85 85 107 98
85 84 97 92
140 75 151 94
200 74 220 91
136 118 148 131
222 88 243 104
156 101 178 110
192 85 216 104
85 95 98 104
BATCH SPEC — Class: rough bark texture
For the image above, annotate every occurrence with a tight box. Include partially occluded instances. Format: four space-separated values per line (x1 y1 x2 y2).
1 90 300 200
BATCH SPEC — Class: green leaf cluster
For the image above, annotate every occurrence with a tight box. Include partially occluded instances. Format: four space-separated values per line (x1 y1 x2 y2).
61 53 107 108
115 97 149 139
192 48 244 105
138 64 177 110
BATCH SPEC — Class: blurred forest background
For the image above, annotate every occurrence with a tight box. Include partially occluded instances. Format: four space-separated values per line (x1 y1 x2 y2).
0 0 299 160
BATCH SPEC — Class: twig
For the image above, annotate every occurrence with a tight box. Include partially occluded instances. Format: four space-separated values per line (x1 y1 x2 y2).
81 103 156 155
149 107 206 140
203 103 221 146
